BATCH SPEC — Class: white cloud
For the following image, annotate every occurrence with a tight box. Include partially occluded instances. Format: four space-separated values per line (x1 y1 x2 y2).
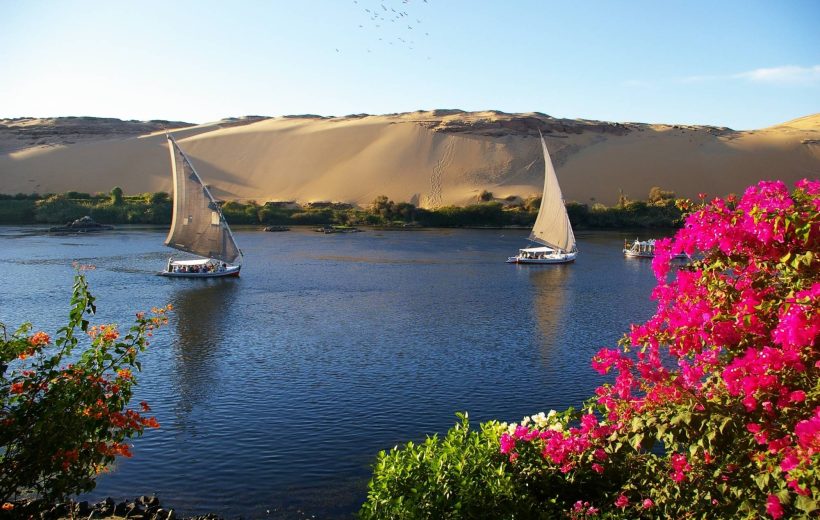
733 65 820 85
675 65 820 86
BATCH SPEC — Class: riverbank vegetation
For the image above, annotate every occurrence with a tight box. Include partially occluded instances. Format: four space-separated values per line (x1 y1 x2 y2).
0 187 684 229
361 180 820 519
0 189 171 226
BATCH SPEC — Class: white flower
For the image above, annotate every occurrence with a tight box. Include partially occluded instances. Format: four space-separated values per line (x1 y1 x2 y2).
531 412 549 428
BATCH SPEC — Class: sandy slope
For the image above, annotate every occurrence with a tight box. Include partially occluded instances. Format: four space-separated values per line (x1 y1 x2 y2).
1 112 817 206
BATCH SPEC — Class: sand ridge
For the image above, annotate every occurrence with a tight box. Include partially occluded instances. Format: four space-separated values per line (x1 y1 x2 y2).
0 111 817 206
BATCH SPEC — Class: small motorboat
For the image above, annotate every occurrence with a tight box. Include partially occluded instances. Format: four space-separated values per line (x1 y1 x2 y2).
623 238 687 259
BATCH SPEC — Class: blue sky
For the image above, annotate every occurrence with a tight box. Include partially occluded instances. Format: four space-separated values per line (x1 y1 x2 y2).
1 0 818 129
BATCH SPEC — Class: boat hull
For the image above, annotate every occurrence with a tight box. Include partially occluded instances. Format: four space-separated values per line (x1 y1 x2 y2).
158 265 241 278
623 249 654 258
623 250 688 260
507 252 577 264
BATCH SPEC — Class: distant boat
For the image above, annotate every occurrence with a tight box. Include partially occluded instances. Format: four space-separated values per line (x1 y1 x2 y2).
49 216 114 233
507 132 577 264
623 238 656 258
158 134 243 278
623 238 687 259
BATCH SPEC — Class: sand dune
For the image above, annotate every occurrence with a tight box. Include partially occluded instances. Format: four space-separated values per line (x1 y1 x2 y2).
1 111 817 206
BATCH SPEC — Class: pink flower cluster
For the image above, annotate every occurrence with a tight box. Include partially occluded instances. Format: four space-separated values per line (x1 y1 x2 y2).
500 414 614 474
570 500 599 518
669 453 692 483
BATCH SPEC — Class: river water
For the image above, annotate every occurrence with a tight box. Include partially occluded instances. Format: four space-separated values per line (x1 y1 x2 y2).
0 226 661 518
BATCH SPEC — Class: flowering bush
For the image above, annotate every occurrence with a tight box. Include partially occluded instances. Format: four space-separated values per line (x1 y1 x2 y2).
501 179 819 518
0 273 169 509
362 179 818 518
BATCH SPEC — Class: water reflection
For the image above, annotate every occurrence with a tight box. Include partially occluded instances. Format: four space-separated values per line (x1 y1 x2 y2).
167 280 240 427
524 266 570 361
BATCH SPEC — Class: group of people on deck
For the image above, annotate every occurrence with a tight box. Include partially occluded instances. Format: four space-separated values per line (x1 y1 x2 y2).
170 262 228 274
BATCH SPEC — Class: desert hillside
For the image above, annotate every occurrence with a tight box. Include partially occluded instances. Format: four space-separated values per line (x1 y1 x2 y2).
1 111 818 207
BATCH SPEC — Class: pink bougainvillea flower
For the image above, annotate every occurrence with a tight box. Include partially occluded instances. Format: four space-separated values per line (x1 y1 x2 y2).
766 495 784 519
499 433 515 455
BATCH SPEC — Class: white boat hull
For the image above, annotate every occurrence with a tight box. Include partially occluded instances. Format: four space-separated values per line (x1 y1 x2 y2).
507 251 577 264
623 249 654 258
623 249 688 260
158 265 241 278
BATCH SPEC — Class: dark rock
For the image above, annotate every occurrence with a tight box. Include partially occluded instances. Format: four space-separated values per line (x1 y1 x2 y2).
94 497 114 516
46 502 69 519
75 501 91 516
114 501 129 516
48 215 114 233
152 508 176 520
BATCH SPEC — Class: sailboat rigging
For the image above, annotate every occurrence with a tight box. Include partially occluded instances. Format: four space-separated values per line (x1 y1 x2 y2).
507 131 577 264
158 134 243 278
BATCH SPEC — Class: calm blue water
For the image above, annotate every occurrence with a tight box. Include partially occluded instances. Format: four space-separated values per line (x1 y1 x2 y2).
0 226 660 518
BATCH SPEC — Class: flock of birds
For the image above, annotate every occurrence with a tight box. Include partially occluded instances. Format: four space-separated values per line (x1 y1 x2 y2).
337 0 432 58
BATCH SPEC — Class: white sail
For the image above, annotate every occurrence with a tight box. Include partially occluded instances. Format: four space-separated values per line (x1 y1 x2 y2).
164 135 242 264
528 133 576 253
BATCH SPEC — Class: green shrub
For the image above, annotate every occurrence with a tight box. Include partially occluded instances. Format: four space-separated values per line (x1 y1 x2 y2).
361 414 531 520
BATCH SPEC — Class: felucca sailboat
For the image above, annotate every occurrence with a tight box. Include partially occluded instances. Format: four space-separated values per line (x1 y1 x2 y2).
158 134 243 278
507 131 577 264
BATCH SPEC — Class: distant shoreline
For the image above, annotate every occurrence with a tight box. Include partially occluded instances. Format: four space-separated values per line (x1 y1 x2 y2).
0 190 684 230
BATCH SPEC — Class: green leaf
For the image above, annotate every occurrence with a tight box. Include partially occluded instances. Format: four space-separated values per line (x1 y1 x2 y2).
795 495 817 514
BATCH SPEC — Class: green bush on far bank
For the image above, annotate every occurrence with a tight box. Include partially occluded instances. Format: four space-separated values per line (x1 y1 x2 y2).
0 191 174 225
